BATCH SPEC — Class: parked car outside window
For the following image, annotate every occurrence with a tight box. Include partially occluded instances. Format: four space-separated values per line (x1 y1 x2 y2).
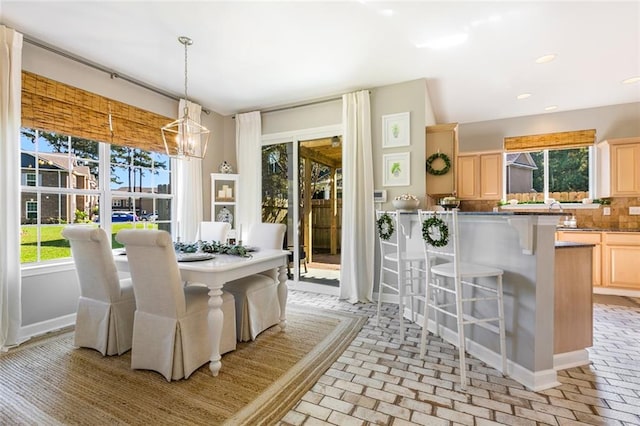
141 212 158 221
112 211 138 222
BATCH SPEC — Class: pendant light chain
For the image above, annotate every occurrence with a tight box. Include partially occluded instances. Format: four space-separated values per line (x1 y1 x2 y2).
180 36 193 117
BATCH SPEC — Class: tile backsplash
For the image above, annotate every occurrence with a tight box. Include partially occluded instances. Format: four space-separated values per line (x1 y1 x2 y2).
459 197 640 230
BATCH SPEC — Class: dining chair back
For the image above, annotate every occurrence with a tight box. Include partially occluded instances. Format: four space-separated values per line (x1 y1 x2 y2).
418 209 507 390
225 222 286 341
116 229 236 381
62 225 136 356
199 221 231 242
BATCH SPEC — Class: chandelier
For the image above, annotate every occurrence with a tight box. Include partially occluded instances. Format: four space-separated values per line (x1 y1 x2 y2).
162 36 210 159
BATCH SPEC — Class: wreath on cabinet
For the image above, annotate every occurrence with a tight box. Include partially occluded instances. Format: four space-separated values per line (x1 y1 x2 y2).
422 215 449 247
377 213 394 241
425 152 451 176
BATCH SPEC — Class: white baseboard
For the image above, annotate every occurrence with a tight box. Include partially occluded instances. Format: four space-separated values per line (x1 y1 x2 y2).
554 349 590 370
17 313 76 343
408 309 560 391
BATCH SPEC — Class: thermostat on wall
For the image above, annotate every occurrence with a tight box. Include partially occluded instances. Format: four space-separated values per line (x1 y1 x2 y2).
373 189 387 203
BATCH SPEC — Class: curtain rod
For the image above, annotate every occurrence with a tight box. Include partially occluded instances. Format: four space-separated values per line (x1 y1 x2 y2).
233 91 369 118
23 35 211 114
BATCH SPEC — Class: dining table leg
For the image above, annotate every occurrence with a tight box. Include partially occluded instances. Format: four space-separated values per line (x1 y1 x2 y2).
277 264 288 330
207 286 224 376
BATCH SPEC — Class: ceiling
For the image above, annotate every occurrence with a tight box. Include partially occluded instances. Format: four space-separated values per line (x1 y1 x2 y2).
2 1 639 124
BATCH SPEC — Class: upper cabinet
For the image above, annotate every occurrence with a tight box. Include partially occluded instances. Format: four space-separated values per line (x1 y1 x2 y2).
425 123 457 196
456 151 503 200
596 137 640 198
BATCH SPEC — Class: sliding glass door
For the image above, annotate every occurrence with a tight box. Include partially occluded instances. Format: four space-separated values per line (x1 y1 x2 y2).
261 131 343 285
261 141 301 279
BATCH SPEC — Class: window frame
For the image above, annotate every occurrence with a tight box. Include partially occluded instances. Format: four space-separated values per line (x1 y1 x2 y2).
20 128 174 265
502 145 597 208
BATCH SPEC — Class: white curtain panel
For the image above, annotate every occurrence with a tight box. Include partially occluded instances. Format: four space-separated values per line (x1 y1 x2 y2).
176 99 204 242
0 26 23 349
340 91 375 303
235 111 262 241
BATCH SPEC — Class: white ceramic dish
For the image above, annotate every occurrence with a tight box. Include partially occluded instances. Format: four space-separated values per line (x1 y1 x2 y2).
176 253 215 262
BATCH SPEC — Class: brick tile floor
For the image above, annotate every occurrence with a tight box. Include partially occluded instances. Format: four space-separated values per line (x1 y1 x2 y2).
279 291 640 426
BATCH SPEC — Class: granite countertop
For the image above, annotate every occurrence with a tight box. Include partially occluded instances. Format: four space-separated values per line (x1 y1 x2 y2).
398 211 565 216
555 241 596 248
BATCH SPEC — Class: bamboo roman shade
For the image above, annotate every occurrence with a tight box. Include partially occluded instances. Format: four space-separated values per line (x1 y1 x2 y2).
21 71 173 153
504 129 596 152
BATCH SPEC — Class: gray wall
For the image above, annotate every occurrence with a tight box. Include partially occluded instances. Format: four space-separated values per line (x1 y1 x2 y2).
370 79 436 208
459 102 640 152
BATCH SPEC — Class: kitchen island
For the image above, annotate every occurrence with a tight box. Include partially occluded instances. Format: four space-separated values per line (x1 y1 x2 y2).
399 211 587 391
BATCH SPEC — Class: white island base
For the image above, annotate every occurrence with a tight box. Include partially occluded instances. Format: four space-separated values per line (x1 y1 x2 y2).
396 212 590 391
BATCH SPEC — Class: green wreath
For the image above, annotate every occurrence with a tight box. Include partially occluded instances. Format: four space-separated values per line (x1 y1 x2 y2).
422 216 449 247
377 213 394 240
426 152 451 176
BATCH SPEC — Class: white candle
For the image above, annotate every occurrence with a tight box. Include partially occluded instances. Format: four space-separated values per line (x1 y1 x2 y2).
218 189 225 199
226 187 233 198
238 224 242 243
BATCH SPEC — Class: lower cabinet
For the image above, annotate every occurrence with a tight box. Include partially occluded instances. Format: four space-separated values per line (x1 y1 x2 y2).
556 231 602 287
554 245 593 354
603 233 640 289
556 231 640 291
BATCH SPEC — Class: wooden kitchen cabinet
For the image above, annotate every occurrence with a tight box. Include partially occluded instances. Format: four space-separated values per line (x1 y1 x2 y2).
556 230 640 291
554 244 593 354
603 233 640 290
426 123 457 197
556 231 602 287
596 137 640 197
456 151 502 200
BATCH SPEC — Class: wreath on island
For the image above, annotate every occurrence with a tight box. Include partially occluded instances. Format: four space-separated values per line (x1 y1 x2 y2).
422 215 449 247
377 213 394 241
425 152 451 176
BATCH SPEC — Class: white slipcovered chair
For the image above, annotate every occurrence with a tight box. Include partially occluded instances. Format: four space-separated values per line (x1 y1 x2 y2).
225 222 286 342
62 225 136 356
116 229 236 381
199 221 231 242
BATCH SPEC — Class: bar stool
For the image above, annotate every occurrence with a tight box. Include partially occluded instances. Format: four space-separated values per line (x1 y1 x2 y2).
418 209 507 390
376 210 425 340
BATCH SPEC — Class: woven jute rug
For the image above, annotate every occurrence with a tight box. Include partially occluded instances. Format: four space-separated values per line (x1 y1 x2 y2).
0 305 366 425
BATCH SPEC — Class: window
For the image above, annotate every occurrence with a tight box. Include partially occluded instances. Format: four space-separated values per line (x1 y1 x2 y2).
506 146 591 202
25 173 36 186
20 127 173 264
25 200 37 219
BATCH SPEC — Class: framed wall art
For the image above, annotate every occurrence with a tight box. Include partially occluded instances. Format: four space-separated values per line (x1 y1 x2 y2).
382 152 410 187
382 112 410 148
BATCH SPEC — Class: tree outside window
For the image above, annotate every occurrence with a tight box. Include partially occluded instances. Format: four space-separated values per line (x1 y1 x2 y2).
507 147 590 202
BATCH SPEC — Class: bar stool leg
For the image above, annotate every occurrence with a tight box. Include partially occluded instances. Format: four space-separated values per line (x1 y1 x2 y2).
497 275 507 374
455 277 467 390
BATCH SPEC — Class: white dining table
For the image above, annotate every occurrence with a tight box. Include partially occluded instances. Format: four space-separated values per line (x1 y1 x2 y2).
114 248 289 376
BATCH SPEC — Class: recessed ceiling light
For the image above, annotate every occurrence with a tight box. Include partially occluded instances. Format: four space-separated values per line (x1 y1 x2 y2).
416 33 468 49
517 93 532 100
545 105 558 111
378 9 394 17
535 54 557 64
622 76 640 84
